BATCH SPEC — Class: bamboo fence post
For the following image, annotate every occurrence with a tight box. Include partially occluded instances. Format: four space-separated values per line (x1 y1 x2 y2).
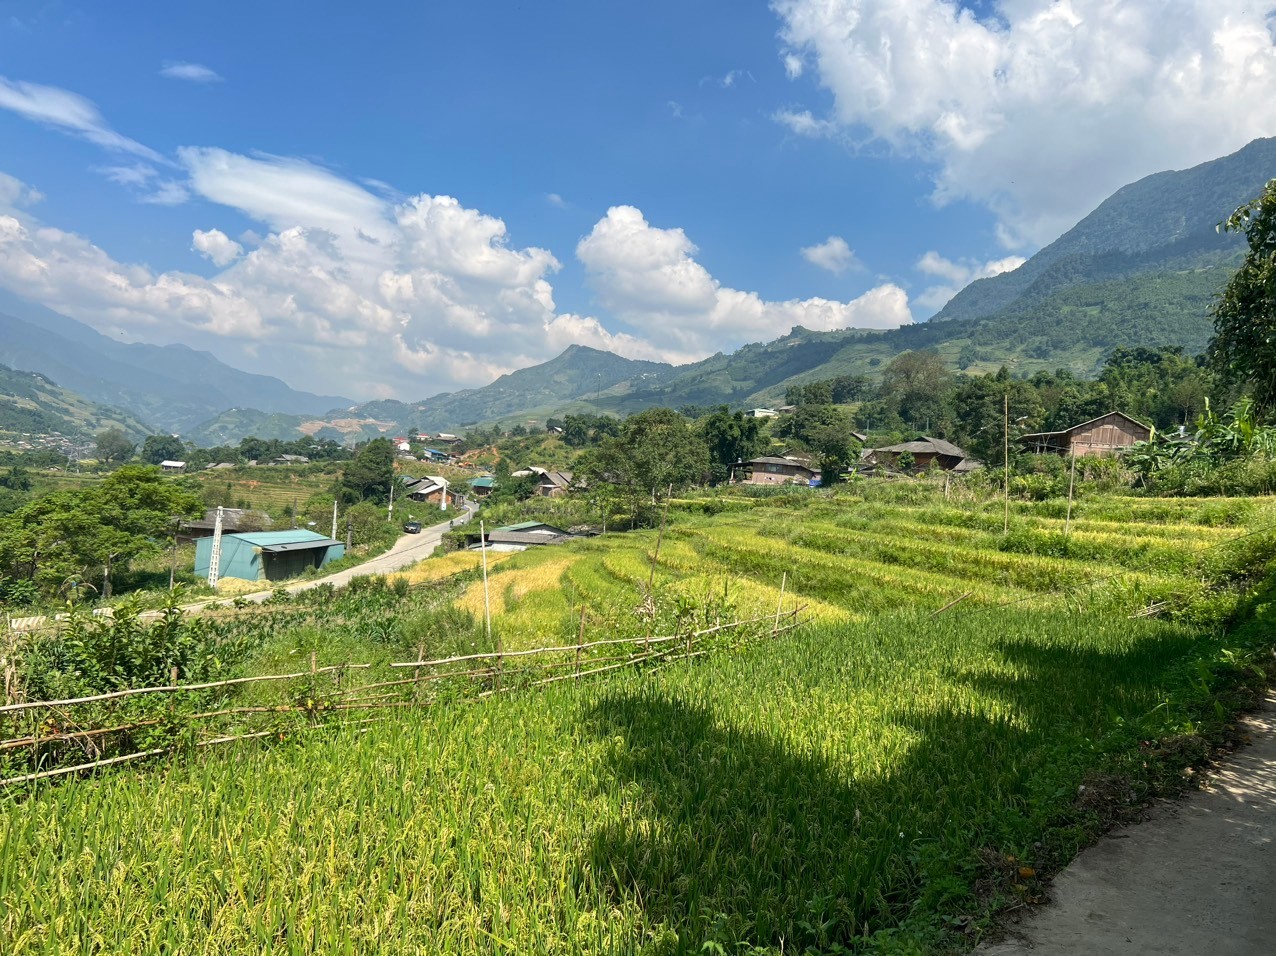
1064 448 1077 537
575 608 585 681
479 520 499 690
773 572 787 637
170 665 178 685
1003 392 1010 535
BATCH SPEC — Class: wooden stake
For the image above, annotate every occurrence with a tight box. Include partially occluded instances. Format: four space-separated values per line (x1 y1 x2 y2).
1003 392 1010 535
479 520 498 689
1065 448 1077 537
575 607 585 681
773 571 787 636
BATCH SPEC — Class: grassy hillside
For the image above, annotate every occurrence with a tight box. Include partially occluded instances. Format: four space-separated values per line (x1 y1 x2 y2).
0 364 152 439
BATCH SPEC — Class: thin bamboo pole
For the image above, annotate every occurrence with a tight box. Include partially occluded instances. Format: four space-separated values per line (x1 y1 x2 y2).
1065 448 1077 537
773 571 788 636
0 664 373 714
930 591 974 617
1003 392 1010 535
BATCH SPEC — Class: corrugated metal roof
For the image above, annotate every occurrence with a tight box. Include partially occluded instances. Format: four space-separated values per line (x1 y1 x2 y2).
470 476 495 488
487 531 572 546
496 521 569 533
259 537 342 554
230 530 335 546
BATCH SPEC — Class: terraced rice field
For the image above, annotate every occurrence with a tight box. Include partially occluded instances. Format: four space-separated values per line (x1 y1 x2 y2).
439 493 1271 646
2 490 1274 954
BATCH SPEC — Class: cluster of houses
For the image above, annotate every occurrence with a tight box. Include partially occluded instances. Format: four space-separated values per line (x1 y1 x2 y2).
466 466 575 499
736 411 1151 486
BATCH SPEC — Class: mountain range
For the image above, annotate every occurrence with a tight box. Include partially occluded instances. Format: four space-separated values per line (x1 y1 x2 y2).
1 137 1273 445
0 290 352 436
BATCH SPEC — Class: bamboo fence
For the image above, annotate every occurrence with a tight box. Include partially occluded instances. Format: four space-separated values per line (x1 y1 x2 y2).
0 606 805 788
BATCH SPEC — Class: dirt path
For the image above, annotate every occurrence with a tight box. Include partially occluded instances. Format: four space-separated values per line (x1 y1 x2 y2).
979 691 1276 955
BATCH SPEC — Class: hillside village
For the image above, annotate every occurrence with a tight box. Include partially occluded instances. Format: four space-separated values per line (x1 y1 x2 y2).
6 9 1276 955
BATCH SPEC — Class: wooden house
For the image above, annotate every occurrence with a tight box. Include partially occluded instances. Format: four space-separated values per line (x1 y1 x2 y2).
870 437 972 472
1018 412 1150 457
743 456 819 485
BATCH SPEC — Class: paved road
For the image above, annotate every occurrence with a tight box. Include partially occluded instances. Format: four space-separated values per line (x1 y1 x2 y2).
979 691 1276 955
192 503 475 608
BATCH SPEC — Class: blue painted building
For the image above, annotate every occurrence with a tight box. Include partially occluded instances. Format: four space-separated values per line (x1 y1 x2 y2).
194 530 345 584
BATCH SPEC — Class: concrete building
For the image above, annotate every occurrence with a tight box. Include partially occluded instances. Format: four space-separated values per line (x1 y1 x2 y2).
194 530 344 584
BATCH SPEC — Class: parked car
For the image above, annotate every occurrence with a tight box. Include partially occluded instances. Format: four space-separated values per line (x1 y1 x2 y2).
403 521 422 534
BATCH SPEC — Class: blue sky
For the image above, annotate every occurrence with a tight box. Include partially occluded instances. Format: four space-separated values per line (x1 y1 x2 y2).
0 1 1273 400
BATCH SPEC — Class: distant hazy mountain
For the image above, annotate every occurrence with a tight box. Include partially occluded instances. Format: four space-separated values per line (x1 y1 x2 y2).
0 363 152 440
0 294 353 434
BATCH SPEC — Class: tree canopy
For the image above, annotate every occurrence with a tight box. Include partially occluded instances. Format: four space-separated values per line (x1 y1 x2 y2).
1209 178 1276 415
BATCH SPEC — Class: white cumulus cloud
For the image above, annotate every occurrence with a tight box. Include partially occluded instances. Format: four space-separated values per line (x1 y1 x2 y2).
773 0 1276 246
577 205 910 356
191 228 244 267
801 235 858 274
914 250 1026 313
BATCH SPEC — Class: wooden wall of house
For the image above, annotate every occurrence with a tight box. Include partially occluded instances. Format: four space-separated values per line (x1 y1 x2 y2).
1070 415 1150 456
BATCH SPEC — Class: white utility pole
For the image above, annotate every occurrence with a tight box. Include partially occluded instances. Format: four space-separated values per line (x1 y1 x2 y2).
331 499 338 540
439 477 448 512
208 505 224 589
387 481 395 522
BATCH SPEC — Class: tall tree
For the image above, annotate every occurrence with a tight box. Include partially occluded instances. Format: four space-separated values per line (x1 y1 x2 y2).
95 428 136 465
340 438 395 504
1209 179 1276 415
140 434 186 465
700 407 764 484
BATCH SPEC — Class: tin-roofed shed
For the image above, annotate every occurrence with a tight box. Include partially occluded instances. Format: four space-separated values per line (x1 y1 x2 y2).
194 530 345 584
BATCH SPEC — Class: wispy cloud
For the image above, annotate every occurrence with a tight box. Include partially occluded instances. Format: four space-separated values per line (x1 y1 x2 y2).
160 62 222 83
140 181 190 205
546 192 567 208
0 76 163 161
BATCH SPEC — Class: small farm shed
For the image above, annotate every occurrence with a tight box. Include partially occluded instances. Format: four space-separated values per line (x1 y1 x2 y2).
469 476 496 498
194 530 344 584
159 460 186 474
744 456 819 486
465 521 576 552
1018 411 1151 457
870 437 971 472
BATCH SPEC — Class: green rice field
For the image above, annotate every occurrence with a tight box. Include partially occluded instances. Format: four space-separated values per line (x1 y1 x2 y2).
2 489 1274 954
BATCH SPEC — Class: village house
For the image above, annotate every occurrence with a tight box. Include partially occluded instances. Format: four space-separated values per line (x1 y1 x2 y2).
745 408 780 419
271 454 310 466
869 437 974 472
743 456 820 485
435 433 462 445
511 466 575 497
401 476 463 509
1017 411 1151 457
464 521 576 552
159 459 187 474
468 475 496 498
